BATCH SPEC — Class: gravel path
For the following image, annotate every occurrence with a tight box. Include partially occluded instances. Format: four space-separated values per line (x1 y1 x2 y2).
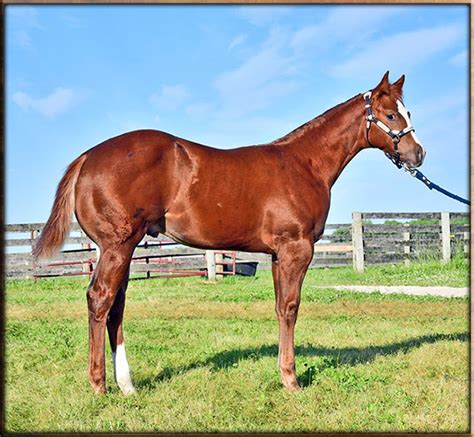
314 285 468 298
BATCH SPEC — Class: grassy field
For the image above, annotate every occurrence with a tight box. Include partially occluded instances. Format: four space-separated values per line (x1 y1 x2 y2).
5 259 469 432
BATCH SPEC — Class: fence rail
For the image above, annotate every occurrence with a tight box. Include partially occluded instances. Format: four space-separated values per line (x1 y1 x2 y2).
5 211 469 278
351 211 469 272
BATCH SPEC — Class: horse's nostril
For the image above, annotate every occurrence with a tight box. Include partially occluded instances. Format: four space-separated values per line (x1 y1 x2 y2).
416 146 424 163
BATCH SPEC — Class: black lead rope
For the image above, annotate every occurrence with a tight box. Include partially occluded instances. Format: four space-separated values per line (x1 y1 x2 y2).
364 90 469 206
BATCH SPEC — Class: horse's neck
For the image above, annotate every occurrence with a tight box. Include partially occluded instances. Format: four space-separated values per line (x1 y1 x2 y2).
273 94 367 188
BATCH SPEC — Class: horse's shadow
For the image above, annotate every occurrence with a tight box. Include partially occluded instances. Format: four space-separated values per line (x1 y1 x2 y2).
135 331 468 390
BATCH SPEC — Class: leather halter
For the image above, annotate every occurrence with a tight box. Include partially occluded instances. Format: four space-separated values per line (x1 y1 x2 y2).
363 91 469 205
363 91 415 169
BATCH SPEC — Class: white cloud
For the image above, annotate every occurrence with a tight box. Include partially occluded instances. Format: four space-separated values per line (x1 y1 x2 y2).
9 6 41 28
202 114 301 147
235 6 291 26
449 50 467 67
291 6 405 52
185 102 215 120
228 34 247 51
12 87 83 118
175 28 305 143
410 89 467 131
8 6 43 48
214 29 300 116
60 13 83 29
214 6 410 119
14 30 33 48
330 23 463 77
149 8 466 152
150 84 190 111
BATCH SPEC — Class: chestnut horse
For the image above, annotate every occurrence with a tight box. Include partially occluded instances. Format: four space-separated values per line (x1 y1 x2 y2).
33 72 425 395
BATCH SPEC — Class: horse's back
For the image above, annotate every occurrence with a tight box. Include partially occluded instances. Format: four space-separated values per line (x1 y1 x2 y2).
73 129 322 252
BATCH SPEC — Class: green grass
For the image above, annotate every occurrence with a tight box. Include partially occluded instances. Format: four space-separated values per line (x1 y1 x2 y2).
5 260 469 432
307 254 468 288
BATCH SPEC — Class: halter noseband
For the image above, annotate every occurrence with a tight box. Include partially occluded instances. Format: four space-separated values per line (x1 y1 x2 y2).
363 90 415 169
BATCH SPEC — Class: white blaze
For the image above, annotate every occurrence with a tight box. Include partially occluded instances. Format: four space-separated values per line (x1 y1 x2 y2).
396 99 424 149
113 343 135 395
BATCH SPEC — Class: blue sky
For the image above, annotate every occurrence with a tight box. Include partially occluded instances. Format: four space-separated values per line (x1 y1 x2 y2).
6 4 469 226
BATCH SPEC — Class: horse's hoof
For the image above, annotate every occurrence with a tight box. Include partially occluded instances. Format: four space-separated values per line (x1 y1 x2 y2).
287 384 301 393
91 384 107 395
119 382 136 396
283 380 301 393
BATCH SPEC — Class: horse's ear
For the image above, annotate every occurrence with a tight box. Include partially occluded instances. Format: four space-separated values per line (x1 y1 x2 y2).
373 71 390 96
392 74 405 91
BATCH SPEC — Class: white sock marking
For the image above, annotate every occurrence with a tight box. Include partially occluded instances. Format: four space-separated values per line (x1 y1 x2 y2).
113 343 135 395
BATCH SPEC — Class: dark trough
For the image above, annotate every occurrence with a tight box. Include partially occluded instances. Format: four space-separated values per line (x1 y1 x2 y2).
224 261 259 276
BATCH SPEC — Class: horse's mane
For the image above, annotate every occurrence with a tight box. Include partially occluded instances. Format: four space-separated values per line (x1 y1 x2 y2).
271 93 362 145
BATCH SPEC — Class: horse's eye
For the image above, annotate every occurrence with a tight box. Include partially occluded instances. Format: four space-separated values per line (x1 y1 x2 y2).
407 111 411 119
386 114 396 121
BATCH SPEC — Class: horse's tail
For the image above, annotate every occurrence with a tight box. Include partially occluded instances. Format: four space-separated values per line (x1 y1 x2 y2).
32 153 88 260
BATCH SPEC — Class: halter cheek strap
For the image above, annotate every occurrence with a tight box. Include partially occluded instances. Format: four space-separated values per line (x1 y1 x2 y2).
364 91 469 206
363 91 415 168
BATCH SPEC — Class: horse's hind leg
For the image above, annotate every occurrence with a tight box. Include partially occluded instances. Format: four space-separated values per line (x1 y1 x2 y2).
107 268 135 395
87 244 134 394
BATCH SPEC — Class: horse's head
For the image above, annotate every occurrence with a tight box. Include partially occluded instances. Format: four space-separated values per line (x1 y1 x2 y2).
365 71 425 169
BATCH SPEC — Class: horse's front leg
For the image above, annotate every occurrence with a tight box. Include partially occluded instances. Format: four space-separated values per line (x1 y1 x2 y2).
272 239 313 392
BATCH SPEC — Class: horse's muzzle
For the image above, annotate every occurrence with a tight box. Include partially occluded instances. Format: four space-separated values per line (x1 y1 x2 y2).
413 144 426 168
405 144 426 169
416 145 425 165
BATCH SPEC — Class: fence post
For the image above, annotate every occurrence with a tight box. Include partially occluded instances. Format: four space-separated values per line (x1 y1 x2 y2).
31 229 38 241
463 231 469 254
215 252 224 280
403 224 411 266
206 250 216 281
31 229 39 275
30 229 38 254
441 212 451 264
352 212 364 273
80 230 90 274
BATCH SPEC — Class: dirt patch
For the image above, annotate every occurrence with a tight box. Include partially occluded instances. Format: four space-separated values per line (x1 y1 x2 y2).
314 285 468 298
